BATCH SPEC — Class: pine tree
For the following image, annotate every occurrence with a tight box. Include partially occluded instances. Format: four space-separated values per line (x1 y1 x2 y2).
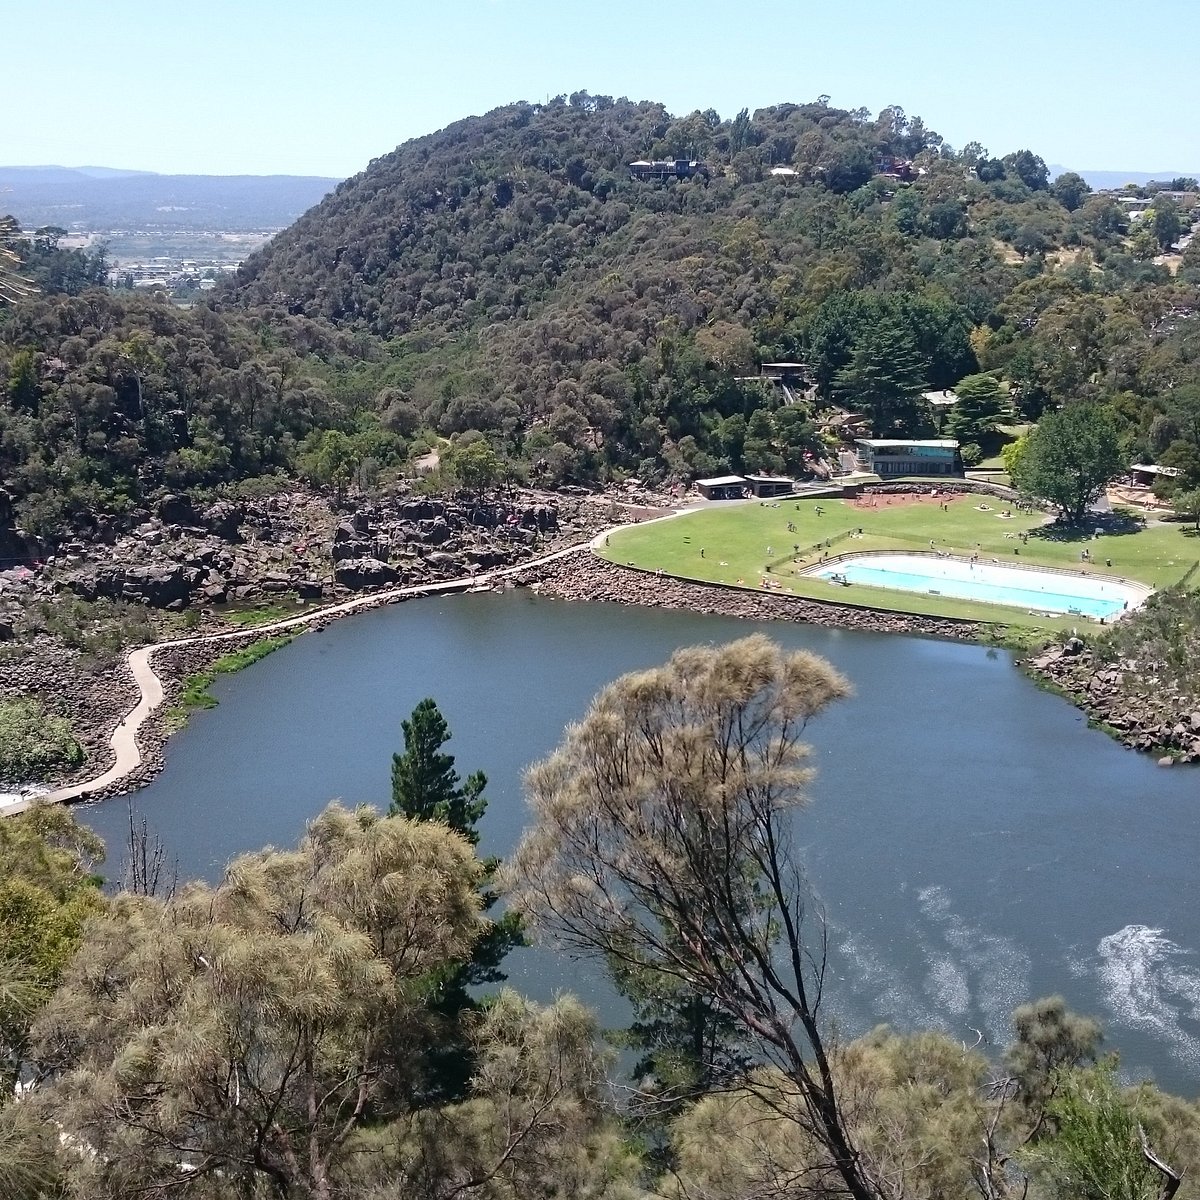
390 698 487 840
834 317 929 435
389 698 523 1098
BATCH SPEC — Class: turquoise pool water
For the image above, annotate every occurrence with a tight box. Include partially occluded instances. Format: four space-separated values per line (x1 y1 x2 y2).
813 553 1146 619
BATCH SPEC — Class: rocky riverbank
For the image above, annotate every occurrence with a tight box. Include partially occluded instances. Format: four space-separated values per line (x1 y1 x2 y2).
515 555 1200 766
1025 640 1200 764
0 484 614 796
513 552 987 641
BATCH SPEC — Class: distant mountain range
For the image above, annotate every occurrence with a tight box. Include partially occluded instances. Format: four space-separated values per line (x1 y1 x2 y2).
4 161 1195 238
0 166 342 232
1049 165 1200 189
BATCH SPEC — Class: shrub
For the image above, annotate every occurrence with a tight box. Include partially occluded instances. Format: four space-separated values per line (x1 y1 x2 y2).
0 699 84 783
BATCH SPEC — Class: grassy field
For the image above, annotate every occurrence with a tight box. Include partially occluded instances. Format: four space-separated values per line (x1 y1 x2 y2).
599 494 1200 635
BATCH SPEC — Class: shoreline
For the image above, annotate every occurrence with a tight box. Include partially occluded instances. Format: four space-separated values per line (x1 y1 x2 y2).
7 524 1196 813
514 552 988 641
2 544 591 814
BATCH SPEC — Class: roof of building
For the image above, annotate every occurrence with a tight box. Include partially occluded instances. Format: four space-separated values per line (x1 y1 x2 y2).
1130 463 1182 477
921 389 959 406
745 474 795 484
856 438 959 449
696 475 748 487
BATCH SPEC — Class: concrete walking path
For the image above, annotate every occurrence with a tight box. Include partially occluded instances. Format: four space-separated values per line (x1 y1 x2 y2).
3 540 595 816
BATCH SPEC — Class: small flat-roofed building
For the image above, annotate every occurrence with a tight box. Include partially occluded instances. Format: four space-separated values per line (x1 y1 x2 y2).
1129 463 1181 488
745 474 796 498
695 475 748 501
854 439 961 477
922 389 959 408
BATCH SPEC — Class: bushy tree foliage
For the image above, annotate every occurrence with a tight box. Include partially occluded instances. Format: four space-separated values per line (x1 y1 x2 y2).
33 804 483 1199
5 94 1199 525
945 372 1007 443
507 634 883 1199
0 290 358 535
1012 402 1125 523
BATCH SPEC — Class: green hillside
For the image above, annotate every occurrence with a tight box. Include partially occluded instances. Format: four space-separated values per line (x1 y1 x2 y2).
2 95 1199 535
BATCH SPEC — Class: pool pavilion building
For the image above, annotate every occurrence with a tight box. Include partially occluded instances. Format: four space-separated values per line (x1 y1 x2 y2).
853 438 962 478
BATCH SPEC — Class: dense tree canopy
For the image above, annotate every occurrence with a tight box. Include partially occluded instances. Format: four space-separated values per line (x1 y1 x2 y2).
1 93 1198 532
1011 401 1125 523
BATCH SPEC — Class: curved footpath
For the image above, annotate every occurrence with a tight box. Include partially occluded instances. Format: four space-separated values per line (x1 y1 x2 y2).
1 539 601 817
17 487 1180 815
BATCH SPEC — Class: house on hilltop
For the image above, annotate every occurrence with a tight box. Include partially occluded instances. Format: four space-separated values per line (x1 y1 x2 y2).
628 160 710 182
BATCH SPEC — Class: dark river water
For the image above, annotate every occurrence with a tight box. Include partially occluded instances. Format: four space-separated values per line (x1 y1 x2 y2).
81 591 1200 1094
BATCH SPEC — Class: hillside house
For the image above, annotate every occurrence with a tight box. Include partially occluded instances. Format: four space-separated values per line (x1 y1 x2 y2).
628 160 710 182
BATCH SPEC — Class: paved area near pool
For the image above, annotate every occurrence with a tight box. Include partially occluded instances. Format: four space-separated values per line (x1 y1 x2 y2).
809 551 1151 620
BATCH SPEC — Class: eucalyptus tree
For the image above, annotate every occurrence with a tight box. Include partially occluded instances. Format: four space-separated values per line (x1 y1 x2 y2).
33 804 483 1200
506 634 883 1200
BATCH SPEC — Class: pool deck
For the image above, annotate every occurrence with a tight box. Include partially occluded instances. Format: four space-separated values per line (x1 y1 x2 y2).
801 549 1153 620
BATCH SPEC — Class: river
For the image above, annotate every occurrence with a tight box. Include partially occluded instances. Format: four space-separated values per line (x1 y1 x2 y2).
81 590 1200 1094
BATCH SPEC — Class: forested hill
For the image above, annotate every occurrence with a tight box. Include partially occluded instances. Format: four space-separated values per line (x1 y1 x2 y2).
3 95 1199 541
227 93 1200 483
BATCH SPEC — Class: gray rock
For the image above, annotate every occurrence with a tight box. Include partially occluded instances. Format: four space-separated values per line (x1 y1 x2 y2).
334 558 399 589
331 538 374 562
157 494 197 525
422 518 451 546
65 562 199 607
203 501 245 542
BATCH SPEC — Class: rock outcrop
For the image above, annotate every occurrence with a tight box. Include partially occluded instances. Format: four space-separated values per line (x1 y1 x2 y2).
1025 641 1200 762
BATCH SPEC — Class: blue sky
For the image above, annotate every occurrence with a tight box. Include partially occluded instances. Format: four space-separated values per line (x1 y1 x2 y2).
10 0 1198 178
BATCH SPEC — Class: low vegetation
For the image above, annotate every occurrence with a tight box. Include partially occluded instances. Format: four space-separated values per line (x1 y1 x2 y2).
165 635 293 730
0 698 83 784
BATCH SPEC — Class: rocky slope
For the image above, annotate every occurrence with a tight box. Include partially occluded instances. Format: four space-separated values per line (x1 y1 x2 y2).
1026 639 1200 763
0 484 611 792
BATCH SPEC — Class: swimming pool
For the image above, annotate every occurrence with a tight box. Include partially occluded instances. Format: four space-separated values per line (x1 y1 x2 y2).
810 553 1149 619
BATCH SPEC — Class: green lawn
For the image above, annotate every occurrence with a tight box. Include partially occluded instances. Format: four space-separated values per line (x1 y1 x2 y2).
599 496 1200 636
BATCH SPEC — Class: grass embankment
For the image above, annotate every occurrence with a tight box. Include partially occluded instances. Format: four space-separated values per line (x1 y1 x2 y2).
219 600 304 628
166 636 293 731
600 495 1200 637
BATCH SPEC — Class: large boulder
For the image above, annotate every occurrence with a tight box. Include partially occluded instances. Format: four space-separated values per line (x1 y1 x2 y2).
65 562 201 607
334 558 399 590
421 518 451 546
331 538 375 562
157 494 198 526
466 547 509 567
424 551 464 572
202 501 245 542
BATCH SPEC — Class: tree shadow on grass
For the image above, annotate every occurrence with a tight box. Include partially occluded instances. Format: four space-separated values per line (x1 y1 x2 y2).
1027 512 1146 543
